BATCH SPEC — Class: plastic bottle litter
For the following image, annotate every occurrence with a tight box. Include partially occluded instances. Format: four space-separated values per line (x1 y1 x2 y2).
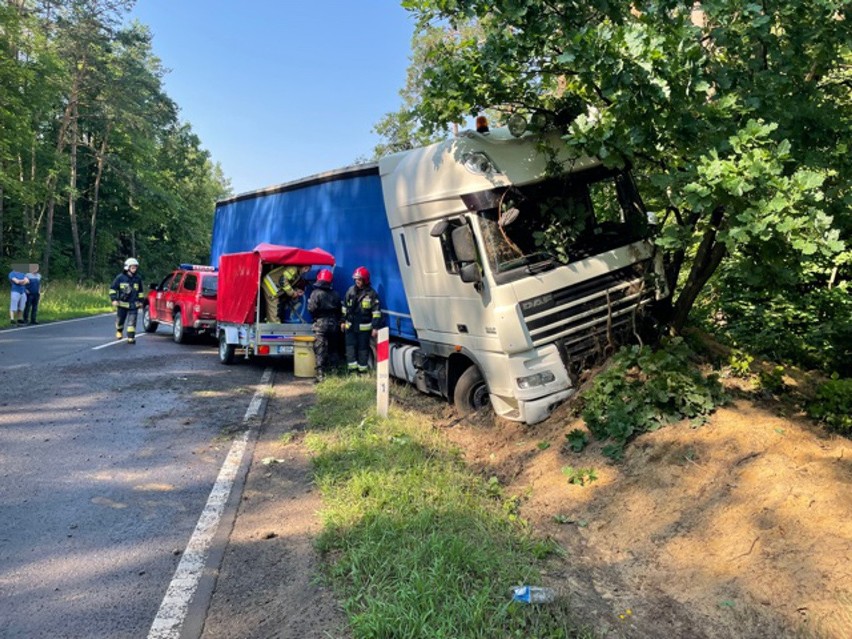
510 585 556 604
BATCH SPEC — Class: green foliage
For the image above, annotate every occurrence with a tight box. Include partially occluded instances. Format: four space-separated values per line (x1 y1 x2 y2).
563 429 589 454
561 466 597 487
581 339 726 460
0 3 229 281
757 365 787 395
806 377 852 436
400 1 850 368
306 376 595 638
729 350 754 378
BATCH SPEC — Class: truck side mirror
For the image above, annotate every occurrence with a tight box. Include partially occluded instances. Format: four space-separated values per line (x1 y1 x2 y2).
459 262 482 284
451 225 477 262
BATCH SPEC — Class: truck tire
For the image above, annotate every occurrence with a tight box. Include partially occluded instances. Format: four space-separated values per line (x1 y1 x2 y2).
218 333 236 365
172 310 187 344
454 365 490 414
142 306 158 333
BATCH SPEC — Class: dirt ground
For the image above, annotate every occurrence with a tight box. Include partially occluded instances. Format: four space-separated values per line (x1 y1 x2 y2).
204 369 851 639
425 377 852 639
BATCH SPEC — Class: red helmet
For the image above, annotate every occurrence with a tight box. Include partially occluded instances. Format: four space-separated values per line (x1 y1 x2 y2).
352 266 370 285
316 269 333 283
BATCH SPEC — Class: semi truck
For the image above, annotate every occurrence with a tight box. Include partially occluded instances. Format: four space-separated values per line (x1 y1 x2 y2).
210 119 670 424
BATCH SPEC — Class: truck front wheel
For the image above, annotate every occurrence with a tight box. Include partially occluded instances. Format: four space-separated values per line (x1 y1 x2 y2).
218 333 236 365
454 366 490 414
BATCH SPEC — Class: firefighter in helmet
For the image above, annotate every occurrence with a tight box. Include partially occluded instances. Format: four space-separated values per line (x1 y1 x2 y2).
261 264 310 322
109 257 144 344
341 266 381 373
307 268 341 382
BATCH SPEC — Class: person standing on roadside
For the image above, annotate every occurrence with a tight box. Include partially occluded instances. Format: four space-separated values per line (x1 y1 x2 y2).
23 264 41 325
307 269 341 382
109 258 144 344
341 266 381 374
8 268 29 326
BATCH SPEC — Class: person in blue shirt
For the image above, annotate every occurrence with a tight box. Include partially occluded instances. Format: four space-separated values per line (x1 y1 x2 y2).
23 263 41 325
8 268 29 326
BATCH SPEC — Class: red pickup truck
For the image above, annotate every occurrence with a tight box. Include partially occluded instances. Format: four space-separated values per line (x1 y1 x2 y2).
143 264 218 343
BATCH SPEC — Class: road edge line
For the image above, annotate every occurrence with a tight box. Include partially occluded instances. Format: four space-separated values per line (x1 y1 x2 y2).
147 367 274 639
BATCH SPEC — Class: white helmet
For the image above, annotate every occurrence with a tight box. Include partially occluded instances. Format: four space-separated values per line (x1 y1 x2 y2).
124 258 139 269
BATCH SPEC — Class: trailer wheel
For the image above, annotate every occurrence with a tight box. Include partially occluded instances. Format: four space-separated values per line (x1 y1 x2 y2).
142 306 158 333
172 310 187 344
454 366 490 414
218 333 236 365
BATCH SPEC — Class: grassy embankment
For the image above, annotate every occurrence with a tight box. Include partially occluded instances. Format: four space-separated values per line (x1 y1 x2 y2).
304 375 596 639
5 280 112 325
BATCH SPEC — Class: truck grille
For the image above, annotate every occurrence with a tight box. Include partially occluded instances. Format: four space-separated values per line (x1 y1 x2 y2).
520 261 658 377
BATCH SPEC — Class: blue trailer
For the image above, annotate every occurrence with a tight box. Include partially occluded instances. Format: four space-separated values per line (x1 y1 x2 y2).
210 165 416 341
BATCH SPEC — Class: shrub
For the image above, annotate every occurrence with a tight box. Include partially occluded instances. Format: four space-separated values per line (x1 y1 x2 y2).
581 338 727 460
806 376 852 436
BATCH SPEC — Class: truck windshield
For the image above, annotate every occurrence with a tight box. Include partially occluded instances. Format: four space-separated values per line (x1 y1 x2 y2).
473 167 651 282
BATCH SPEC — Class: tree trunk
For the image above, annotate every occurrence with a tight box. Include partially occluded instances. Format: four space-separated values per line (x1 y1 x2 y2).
87 131 109 279
68 101 84 278
0 179 4 259
671 206 728 332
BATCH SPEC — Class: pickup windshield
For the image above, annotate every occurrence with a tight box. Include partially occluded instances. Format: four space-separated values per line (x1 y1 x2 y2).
471 167 651 283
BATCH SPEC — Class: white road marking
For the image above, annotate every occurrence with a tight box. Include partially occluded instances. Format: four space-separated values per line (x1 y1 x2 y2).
147 368 273 639
92 333 147 350
2 313 114 333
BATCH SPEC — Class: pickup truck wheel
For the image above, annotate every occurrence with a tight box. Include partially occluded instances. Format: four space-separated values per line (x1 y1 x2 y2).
142 306 158 333
218 333 236 365
172 311 186 344
454 366 490 414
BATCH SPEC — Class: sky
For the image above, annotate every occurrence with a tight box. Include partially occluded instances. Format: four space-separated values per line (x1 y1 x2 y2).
128 1 417 196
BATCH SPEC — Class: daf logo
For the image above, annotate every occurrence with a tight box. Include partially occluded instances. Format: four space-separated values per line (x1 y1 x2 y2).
521 294 553 311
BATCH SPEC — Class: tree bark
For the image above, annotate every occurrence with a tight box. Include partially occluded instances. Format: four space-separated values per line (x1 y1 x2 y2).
68 100 84 277
671 206 728 332
87 130 109 279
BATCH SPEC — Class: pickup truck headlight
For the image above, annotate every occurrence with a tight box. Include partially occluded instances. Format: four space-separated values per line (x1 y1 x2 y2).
516 371 556 389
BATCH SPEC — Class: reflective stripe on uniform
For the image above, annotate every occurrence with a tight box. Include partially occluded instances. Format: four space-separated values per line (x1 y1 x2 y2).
262 274 280 297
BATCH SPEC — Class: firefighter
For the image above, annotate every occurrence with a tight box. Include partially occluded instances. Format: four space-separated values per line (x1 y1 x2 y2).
109 258 144 344
307 269 341 382
261 264 310 322
341 266 381 374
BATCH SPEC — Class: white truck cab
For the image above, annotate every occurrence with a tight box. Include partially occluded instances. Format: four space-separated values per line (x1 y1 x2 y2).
379 125 668 423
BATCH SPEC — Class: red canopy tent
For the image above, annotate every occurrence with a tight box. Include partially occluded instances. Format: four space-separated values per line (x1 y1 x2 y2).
217 243 335 324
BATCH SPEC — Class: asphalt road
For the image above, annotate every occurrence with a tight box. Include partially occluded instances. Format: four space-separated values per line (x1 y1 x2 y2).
0 316 274 639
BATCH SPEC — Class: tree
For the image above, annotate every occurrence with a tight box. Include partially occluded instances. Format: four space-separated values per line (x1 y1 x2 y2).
401 0 850 346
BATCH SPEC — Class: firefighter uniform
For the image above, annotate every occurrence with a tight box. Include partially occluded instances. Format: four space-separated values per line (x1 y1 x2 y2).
261 265 305 322
109 264 144 343
307 275 341 381
341 279 381 373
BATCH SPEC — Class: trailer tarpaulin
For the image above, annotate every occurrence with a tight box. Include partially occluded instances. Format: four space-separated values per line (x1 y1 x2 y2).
217 243 335 324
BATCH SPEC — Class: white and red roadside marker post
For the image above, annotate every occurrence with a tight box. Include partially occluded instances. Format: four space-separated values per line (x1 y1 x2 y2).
376 327 389 417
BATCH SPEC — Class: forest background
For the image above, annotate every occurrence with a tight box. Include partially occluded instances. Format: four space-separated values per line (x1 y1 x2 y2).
0 0 849 385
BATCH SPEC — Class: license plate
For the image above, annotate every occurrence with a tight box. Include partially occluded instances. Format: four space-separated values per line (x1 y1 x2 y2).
277 345 294 355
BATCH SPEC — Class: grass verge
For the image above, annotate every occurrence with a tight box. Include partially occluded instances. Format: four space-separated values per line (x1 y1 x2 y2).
305 375 595 639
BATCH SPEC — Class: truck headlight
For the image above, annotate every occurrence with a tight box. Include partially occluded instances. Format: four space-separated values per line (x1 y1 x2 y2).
462 152 500 176
516 371 556 389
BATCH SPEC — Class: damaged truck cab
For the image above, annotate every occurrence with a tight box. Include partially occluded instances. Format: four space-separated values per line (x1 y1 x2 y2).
379 125 669 423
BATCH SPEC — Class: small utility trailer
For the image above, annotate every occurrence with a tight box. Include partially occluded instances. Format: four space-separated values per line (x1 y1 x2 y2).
215 243 335 364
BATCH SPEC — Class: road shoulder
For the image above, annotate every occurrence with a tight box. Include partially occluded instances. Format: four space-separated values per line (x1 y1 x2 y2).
200 375 349 639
